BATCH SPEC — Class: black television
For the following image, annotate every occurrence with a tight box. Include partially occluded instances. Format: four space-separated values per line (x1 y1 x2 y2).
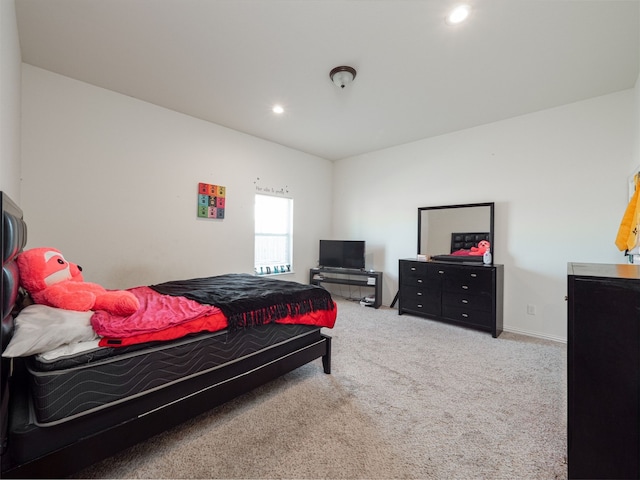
319 240 365 269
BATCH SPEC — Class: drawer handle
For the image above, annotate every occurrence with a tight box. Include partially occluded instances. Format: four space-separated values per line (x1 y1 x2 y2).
470 273 477 278
411 267 416 271
417 304 423 308
462 285 469 289
462 313 469 318
417 292 422 296
417 279 423 283
461 299 468 304
438 270 444 274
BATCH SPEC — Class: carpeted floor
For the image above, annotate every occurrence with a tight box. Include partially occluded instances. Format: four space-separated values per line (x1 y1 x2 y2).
74 298 567 479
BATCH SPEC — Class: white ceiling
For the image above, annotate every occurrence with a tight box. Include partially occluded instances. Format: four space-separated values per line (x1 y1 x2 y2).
15 0 640 161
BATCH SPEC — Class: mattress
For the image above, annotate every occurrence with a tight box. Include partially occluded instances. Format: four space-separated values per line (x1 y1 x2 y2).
27 323 320 426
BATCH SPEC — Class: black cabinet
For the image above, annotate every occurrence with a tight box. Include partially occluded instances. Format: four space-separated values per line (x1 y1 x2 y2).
567 262 640 479
398 259 503 337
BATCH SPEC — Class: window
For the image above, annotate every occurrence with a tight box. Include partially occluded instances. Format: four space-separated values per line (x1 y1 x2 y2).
254 194 293 275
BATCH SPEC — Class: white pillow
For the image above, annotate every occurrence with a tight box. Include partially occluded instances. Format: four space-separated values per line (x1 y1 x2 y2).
2 304 98 357
36 339 101 362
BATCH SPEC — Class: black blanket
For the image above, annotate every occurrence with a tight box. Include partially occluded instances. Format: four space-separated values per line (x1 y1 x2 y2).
150 273 334 330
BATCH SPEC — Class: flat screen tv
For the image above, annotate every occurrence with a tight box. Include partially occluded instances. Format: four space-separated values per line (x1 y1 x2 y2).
319 240 365 269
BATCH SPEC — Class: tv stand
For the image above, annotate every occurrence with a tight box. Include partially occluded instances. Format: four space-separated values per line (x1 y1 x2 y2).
309 268 383 308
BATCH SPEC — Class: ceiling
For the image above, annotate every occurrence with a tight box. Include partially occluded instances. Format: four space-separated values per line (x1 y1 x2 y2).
15 0 640 161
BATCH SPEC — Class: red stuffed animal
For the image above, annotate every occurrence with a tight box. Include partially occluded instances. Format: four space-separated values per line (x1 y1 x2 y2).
469 240 491 256
17 247 140 315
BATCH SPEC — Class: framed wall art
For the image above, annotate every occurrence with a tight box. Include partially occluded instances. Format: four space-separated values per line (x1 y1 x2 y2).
197 182 226 219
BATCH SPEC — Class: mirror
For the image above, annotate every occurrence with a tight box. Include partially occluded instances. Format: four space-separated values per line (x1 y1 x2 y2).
418 202 494 262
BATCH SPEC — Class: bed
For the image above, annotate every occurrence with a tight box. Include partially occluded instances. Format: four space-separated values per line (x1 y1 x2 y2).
0 191 336 478
430 232 491 263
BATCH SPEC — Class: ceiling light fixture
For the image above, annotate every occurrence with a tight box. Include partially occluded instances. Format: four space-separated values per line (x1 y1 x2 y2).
329 66 357 89
272 105 284 114
446 4 471 25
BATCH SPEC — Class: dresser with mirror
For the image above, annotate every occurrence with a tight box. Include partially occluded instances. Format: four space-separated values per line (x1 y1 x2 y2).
398 202 504 337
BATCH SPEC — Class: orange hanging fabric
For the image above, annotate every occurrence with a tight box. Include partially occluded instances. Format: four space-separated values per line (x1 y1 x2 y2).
615 174 640 251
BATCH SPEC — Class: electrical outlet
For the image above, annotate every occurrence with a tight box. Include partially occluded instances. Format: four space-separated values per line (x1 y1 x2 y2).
527 304 536 315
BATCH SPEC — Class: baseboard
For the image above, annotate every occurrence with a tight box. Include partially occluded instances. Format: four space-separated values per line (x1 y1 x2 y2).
502 326 566 344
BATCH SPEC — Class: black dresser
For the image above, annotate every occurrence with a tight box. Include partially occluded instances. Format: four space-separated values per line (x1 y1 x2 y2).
398 259 503 337
567 262 640 479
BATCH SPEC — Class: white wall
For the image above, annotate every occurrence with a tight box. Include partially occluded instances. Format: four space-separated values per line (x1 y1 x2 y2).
333 90 635 341
633 71 640 172
0 0 21 200
633 0 640 172
20 65 333 289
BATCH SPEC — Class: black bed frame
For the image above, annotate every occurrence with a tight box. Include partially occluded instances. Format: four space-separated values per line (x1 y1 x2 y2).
0 192 332 478
450 232 491 253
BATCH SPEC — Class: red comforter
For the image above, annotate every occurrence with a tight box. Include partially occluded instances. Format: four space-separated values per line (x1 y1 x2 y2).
92 283 337 347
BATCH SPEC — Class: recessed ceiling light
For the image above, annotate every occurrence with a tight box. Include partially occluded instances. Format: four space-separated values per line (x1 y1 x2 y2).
272 105 284 114
446 4 471 25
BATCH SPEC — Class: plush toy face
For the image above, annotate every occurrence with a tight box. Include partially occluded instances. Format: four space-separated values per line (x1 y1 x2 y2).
17 247 84 294
478 240 490 251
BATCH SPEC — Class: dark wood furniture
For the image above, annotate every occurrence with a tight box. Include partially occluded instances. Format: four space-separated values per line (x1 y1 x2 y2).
310 268 382 308
567 262 640 479
398 259 503 337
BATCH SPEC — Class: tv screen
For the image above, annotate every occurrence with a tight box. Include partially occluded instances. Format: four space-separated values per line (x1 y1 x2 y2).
319 240 365 269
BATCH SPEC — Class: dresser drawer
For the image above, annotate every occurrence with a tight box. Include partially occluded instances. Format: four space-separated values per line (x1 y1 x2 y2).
399 262 442 288
442 292 492 312
442 305 492 328
443 268 493 294
401 285 439 303
400 260 428 278
400 292 440 316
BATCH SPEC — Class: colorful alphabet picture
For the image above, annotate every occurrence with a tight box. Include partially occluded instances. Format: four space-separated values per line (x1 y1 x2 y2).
197 182 226 219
